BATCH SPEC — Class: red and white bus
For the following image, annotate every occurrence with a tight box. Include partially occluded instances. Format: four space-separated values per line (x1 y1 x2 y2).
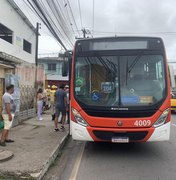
64 36 171 143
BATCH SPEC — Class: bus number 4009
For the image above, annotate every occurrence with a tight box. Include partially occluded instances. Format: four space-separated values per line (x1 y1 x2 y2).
134 120 151 127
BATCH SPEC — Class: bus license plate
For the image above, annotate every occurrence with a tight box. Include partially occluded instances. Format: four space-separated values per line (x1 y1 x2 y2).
111 137 129 143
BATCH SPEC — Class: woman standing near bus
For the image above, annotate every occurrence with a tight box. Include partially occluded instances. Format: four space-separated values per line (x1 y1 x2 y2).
37 88 44 121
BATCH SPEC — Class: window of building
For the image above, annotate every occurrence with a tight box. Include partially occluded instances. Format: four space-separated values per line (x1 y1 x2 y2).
0 23 13 44
58 62 62 75
48 64 56 71
23 39 31 53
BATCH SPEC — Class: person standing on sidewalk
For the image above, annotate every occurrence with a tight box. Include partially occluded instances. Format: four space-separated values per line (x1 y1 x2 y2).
54 84 67 131
0 84 16 146
64 85 70 124
37 88 44 121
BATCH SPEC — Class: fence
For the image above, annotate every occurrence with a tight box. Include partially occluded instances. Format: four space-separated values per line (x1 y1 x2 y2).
12 85 36 126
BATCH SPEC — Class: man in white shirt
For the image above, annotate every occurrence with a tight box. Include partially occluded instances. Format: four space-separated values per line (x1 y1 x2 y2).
0 84 15 146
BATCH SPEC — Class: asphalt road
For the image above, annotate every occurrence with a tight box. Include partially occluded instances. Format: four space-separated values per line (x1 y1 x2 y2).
43 114 176 180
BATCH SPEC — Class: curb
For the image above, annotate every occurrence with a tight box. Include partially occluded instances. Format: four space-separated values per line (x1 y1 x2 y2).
30 132 70 180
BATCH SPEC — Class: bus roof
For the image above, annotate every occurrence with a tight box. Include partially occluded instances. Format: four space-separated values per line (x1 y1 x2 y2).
75 36 164 52
76 36 163 43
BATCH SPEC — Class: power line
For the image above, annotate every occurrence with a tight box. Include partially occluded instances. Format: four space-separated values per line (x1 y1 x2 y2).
56 0 75 35
22 0 39 21
92 30 176 35
43 0 74 47
78 0 83 28
114 1 118 33
35 1 67 49
25 0 74 49
92 0 94 37
26 0 46 24
45 1 74 47
66 0 81 37
28 0 69 50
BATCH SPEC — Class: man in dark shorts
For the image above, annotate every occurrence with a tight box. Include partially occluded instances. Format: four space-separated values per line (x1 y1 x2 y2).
54 84 68 131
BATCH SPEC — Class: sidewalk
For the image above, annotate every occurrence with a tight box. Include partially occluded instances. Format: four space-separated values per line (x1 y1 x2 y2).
0 110 69 180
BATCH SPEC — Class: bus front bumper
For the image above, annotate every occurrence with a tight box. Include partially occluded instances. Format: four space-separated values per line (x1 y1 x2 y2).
71 121 170 142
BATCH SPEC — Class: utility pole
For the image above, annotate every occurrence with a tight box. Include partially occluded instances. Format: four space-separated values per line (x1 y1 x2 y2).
82 28 86 38
35 22 40 88
81 28 91 38
34 22 40 111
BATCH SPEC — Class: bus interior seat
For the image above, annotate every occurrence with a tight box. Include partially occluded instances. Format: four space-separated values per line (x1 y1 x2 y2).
127 73 162 100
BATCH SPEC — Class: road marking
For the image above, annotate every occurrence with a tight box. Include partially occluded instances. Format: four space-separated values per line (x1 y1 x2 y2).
69 142 85 180
172 123 176 127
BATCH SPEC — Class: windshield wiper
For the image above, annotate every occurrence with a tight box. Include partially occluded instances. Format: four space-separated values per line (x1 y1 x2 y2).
127 54 142 73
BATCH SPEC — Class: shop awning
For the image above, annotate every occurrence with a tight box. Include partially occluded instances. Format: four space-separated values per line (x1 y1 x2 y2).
0 51 23 65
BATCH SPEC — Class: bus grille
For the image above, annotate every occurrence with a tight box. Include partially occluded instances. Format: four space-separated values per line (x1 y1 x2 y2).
93 130 148 141
85 109 156 118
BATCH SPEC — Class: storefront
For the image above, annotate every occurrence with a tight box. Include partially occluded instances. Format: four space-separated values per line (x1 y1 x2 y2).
0 63 14 115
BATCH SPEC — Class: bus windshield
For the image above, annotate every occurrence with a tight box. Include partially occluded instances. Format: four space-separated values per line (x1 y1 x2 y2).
74 54 166 107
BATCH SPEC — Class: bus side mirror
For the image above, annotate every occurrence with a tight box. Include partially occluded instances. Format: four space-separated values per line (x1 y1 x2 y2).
62 61 69 76
62 50 72 77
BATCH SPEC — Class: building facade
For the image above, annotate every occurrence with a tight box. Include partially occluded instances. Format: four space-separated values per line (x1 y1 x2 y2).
0 0 36 64
0 0 44 124
38 55 69 89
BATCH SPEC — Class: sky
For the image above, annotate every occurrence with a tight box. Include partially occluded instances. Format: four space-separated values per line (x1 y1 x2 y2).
14 0 176 62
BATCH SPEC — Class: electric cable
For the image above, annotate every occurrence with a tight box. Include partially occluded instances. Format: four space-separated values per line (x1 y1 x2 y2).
46 0 74 47
78 0 83 29
30 0 68 50
27 0 68 49
56 0 75 35
92 0 94 37
66 0 81 37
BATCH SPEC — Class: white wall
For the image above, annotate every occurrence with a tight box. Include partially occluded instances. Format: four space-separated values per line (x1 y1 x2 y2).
0 68 5 78
0 0 36 63
47 74 68 81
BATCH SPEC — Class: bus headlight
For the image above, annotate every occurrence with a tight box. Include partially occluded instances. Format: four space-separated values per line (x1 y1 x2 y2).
153 109 169 128
72 108 88 127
